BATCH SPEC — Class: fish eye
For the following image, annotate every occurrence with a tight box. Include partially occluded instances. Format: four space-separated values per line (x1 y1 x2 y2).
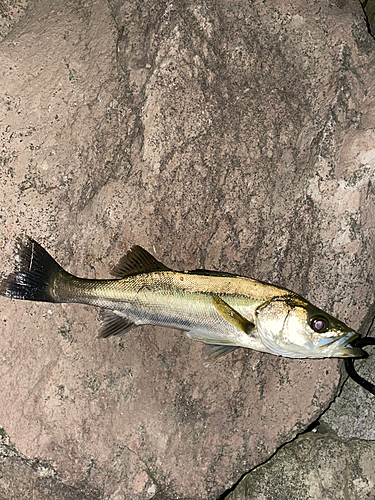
310 316 329 333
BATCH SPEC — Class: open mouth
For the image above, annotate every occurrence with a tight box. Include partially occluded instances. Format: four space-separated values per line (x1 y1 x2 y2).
332 332 368 358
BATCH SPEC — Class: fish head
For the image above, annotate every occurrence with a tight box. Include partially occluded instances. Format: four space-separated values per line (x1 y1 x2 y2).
254 295 366 358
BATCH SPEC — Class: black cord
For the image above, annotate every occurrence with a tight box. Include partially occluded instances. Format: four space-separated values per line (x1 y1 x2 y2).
344 337 375 395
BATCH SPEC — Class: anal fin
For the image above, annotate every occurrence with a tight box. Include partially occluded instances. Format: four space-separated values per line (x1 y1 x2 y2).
99 310 135 338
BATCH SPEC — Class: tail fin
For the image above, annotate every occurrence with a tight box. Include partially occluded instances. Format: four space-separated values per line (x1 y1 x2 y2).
0 236 65 303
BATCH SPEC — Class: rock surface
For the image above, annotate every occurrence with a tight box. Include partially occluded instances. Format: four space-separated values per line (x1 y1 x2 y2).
0 0 374 499
226 431 375 500
0 427 101 500
0 0 30 40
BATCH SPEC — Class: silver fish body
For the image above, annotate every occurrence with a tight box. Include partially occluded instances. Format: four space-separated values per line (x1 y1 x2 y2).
0 236 365 361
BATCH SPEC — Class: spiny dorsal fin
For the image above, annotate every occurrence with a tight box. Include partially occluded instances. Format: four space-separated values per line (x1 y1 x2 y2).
110 245 171 278
99 310 135 338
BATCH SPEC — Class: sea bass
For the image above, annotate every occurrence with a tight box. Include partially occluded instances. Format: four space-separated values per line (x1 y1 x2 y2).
0 236 365 361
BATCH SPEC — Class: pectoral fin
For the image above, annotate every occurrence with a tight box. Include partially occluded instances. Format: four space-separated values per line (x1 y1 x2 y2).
212 294 255 335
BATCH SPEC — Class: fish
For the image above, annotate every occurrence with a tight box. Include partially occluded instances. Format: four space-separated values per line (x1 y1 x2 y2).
0 236 366 361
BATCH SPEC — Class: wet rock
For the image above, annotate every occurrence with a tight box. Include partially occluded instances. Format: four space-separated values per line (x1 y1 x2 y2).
0 0 374 498
225 431 375 500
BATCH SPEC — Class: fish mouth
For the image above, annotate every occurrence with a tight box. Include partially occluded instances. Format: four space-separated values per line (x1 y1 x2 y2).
330 332 367 358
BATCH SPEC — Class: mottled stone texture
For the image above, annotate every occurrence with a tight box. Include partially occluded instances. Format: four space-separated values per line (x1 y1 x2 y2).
0 0 374 499
226 432 375 500
0 0 30 40
0 428 102 500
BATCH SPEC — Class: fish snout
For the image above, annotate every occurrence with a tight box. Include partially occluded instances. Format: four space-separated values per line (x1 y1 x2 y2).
331 332 368 358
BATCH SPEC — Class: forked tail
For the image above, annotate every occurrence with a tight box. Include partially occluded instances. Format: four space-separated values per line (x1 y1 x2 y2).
0 236 66 303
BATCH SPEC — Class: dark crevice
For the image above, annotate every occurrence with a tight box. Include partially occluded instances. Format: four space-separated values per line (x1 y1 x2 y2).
216 414 333 499
360 0 375 37
215 438 294 499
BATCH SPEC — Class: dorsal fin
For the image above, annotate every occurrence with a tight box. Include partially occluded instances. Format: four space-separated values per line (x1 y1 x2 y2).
110 245 171 278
